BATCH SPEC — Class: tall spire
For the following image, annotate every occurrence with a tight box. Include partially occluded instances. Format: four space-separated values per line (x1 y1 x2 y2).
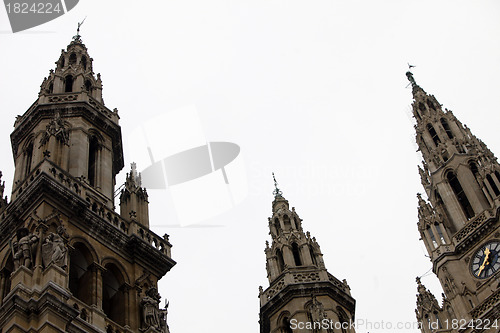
260 184 355 333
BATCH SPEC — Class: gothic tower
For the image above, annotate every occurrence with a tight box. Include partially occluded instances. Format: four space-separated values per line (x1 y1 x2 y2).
407 71 500 331
0 33 175 332
259 178 356 333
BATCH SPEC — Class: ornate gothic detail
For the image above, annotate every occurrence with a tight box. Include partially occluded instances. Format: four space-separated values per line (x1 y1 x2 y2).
39 111 70 147
10 227 39 270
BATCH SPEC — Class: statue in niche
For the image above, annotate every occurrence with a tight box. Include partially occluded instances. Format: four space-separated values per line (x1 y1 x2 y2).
141 287 161 330
42 232 68 269
10 228 39 270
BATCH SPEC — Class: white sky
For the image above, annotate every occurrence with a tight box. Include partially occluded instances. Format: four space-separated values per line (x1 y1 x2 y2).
1 1 500 332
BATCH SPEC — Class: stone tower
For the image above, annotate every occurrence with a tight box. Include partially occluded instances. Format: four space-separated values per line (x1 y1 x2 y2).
259 178 356 333
0 34 175 332
407 71 500 331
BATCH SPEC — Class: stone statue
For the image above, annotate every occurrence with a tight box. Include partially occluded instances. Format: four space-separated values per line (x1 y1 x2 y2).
141 287 161 329
42 232 68 268
159 299 170 333
11 228 39 270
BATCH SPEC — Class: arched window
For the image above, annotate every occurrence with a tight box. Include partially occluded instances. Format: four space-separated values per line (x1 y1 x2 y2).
69 243 93 306
469 161 480 179
447 172 474 220
24 141 33 177
81 56 87 70
88 135 99 187
102 263 126 326
69 53 77 66
434 223 446 244
274 218 280 233
495 171 500 184
486 174 500 196
85 80 92 92
282 316 293 333
427 226 438 248
48 82 54 94
283 215 291 230
1 255 14 303
426 124 441 146
337 307 349 333
440 118 454 139
64 75 73 92
276 249 285 273
292 243 302 266
418 102 426 113
427 99 436 111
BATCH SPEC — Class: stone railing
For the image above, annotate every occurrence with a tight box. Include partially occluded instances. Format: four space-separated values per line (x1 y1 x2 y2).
33 92 119 122
470 288 500 319
454 210 489 243
263 277 285 302
12 159 172 258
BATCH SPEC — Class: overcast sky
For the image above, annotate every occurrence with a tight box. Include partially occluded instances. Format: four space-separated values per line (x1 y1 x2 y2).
1 1 500 332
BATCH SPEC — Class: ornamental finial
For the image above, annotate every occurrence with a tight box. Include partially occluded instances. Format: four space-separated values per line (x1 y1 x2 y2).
272 172 282 198
73 17 86 42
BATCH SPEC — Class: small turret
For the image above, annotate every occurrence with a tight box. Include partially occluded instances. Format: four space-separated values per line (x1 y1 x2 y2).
120 163 150 227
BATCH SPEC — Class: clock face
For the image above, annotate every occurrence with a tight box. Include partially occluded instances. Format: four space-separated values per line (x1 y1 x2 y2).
471 241 500 279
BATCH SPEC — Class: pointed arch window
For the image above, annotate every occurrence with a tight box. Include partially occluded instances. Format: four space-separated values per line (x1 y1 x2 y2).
276 249 285 273
337 307 349 333
64 75 74 92
282 316 293 333
48 82 54 94
495 171 500 184
69 243 93 306
88 135 100 187
486 174 500 197
427 226 438 248
274 218 281 233
69 53 77 66
24 141 33 177
85 79 92 92
426 124 441 146
292 242 302 266
447 172 474 220
283 215 291 230
435 223 446 244
440 118 454 139
427 99 436 111
102 263 126 326
81 56 87 70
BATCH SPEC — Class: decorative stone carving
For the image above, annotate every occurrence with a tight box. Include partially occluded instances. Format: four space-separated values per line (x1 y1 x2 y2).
42 232 68 269
10 228 39 270
141 287 169 332
39 110 70 147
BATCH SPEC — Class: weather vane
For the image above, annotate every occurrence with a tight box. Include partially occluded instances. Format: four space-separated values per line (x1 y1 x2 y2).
73 17 86 41
272 172 282 198
406 63 417 88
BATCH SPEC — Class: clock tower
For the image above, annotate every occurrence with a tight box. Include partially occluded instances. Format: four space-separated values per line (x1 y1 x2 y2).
259 178 356 333
0 34 175 332
407 71 500 331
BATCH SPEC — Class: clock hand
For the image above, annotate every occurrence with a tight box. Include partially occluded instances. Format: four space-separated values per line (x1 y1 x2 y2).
477 248 491 276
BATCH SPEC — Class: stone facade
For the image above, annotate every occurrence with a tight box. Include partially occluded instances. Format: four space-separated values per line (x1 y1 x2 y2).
407 71 500 332
259 180 356 333
0 35 175 333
